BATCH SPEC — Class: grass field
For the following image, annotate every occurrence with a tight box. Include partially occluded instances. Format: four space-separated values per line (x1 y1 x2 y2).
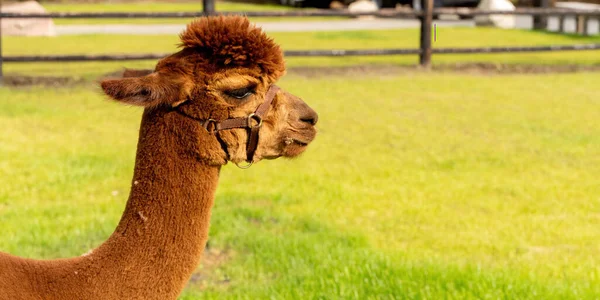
1 70 600 299
4 27 600 79
2 24 600 298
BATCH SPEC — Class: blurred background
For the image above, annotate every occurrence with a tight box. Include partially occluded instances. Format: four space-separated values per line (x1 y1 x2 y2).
1 0 600 299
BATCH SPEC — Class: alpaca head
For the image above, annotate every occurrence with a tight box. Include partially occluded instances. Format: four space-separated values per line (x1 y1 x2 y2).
101 16 318 166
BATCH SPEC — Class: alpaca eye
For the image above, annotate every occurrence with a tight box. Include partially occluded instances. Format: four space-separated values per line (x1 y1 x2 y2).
139 89 151 97
226 87 253 99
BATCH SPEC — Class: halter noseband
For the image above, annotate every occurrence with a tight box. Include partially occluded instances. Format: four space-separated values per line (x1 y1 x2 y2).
196 85 280 169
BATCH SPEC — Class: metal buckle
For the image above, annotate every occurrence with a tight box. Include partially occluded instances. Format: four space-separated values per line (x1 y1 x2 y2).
247 113 263 129
202 119 219 134
234 161 253 169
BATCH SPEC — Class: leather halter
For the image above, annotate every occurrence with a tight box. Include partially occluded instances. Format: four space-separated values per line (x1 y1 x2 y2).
197 85 280 169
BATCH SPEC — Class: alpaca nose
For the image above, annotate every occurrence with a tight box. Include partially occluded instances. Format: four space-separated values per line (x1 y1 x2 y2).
300 106 318 126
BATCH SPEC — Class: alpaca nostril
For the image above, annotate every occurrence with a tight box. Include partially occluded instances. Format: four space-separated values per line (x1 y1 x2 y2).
300 111 318 126
300 117 315 126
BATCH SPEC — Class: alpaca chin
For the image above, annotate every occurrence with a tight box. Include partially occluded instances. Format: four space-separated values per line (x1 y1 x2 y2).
283 141 309 158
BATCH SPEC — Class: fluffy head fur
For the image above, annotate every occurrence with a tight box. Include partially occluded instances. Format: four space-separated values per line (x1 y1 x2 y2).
177 16 286 82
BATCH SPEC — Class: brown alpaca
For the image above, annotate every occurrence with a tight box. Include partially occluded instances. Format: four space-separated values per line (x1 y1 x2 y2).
0 16 318 300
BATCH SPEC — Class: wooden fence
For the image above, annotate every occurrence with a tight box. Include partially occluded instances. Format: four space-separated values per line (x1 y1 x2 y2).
1 0 600 84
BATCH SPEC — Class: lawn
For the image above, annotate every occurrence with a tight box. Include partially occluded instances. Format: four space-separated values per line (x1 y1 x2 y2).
1 68 600 298
4 27 600 80
2 23 600 298
42 1 347 25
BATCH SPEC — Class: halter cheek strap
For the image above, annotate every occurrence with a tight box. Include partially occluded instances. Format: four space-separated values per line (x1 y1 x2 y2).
198 85 280 168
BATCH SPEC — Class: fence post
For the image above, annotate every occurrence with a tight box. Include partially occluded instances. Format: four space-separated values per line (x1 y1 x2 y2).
533 0 550 30
583 16 591 35
0 2 3 86
203 0 215 15
419 0 433 68
576 15 585 34
557 15 564 33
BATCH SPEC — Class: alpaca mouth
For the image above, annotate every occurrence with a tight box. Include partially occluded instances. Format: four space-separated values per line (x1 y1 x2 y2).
281 134 315 158
284 134 314 147
292 139 309 146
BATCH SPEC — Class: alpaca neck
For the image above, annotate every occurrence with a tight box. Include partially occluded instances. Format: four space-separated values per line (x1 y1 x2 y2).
89 107 220 297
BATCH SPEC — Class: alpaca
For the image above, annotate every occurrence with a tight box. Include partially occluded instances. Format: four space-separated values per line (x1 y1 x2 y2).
0 16 318 300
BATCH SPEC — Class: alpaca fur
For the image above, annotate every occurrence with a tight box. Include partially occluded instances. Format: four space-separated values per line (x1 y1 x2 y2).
0 16 318 300
178 16 286 82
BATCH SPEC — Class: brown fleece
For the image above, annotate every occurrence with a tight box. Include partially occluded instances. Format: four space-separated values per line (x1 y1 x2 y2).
0 107 222 300
0 16 318 300
178 16 286 82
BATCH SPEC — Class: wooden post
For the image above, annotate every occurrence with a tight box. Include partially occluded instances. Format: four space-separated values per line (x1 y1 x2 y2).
557 15 564 33
533 0 550 30
576 15 585 35
583 16 591 35
0 1 3 86
203 0 215 15
419 0 433 68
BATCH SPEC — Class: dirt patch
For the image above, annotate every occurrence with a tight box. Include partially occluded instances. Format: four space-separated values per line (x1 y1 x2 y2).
2 69 127 88
101 70 127 79
186 247 234 291
3 63 600 88
288 63 600 77
2 75 85 88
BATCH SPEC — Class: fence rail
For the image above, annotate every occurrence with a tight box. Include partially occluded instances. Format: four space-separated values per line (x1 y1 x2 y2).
5 44 599 63
1 2 600 84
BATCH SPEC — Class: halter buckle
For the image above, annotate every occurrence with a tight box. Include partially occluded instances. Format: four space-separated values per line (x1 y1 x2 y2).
247 113 263 129
202 119 219 134
234 161 253 169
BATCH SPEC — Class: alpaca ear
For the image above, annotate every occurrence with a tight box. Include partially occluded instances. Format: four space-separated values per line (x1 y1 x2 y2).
101 73 184 107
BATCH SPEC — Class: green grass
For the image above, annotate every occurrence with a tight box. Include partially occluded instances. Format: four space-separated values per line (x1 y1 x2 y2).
1 71 600 298
4 27 600 79
43 1 347 25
